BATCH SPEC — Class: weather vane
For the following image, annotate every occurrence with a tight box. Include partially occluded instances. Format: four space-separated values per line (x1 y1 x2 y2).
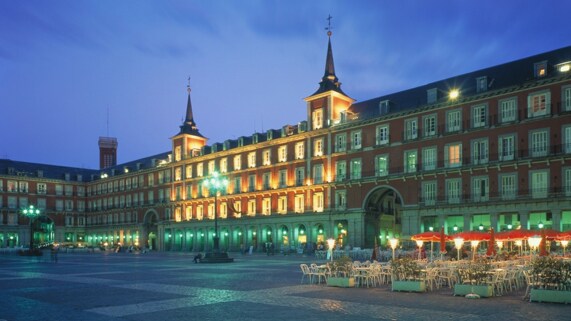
187 76 191 93
325 14 333 37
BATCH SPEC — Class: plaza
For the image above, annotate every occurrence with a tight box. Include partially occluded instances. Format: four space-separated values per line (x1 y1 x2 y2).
0 252 568 321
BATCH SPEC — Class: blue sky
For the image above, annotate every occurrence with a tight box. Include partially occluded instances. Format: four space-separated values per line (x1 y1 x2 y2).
1 0 570 169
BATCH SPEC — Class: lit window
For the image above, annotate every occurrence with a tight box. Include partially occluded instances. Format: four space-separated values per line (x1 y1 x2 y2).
446 143 462 167
248 152 256 168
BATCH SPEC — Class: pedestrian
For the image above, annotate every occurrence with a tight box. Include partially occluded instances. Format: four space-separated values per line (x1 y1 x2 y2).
193 253 202 263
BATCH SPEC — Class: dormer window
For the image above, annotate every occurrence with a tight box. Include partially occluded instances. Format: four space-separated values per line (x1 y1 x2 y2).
556 61 571 73
476 76 488 93
427 88 438 104
534 61 547 78
379 100 390 114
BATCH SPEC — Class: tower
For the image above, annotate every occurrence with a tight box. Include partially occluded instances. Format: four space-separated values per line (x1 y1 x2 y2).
171 80 207 161
304 16 354 129
98 136 118 169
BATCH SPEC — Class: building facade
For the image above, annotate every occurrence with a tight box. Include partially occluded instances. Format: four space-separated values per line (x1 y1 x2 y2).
2 34 571 252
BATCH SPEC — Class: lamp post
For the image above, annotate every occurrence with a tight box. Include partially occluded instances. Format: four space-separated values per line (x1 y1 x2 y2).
389 237 398 261
327 238 335 262
21 204 41 254
528 235 541 262
201 172 233 263
561 240 569 256
415 240 424 260
470 240 480 261
454 238 464 261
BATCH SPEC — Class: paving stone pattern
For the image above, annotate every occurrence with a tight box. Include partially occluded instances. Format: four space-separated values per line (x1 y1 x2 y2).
0 252 568 321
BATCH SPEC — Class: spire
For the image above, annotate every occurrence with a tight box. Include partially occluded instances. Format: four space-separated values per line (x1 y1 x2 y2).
178 78 204 137
311 15 347 96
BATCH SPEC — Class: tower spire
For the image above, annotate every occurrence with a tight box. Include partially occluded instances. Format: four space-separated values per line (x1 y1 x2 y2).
178 77 204 137
311 15 346 96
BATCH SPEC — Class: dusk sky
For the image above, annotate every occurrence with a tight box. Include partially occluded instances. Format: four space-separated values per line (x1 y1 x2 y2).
1 1 570 169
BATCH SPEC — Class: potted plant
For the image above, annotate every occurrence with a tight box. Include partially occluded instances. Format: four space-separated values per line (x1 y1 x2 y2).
529 256 571 304
327 255 355 287
454 258 493 298
391 257 426 292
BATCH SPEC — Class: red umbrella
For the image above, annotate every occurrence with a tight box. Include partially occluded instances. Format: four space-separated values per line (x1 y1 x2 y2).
411 231 441 242
556 230 571 241
451 231 490 241
539 228 548 256
412 231 441 261
541 229 561 240
495 229 535 241
486 228 497 256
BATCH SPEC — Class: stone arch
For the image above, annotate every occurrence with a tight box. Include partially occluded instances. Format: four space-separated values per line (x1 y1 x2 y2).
362 185 404 248
142 209 159 250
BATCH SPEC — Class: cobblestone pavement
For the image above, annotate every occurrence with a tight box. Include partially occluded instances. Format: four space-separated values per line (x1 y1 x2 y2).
0 252 568 321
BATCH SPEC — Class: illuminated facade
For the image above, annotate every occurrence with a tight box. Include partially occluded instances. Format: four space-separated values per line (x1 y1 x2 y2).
1 34 571 252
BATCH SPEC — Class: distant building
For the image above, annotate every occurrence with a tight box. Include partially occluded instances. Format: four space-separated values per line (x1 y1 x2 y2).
1 32 571 252
98 137 118 169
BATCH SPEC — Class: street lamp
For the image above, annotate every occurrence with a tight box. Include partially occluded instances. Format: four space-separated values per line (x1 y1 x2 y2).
327 238 335 262
21 204 41 254
415 240 424 260
561 240 569 256
201 172 233 263
454 238 464 261
528 235 541 262
389 237 399 261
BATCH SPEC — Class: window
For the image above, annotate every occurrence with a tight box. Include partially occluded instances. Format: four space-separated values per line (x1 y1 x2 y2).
220 202 227 218
233 155 242 171
197 163 204 177
375 155 388 176
530 129 548 157
312 108 323 130
175 146 182 161
423 181 436 206
472 139 488 165
527 91 550 118
404 150 417 173
55 184 63 195
472 104 487 128
295 142 305 159
350 159 361 179
336 160 347 181
175 167 182 181
278 196 287 214
248 174 256 192
294 194 304 213
351 130 362 149
534 61 547 78
446 110 461 133
476 76 488 93
423 114 436 137
313 164 323 184
278 145 287 162
56 199 64 211
196 205 203 220
530 170 548 198
445 143 462 167
564 126 571 154
335 190 347 210
262 149 271 166
220 158 228 173
499 98 517 123
335 133 347 152
446 178 461 204
427 88 438 104
422 147 436 171
312 192 324 212
564 168 571 196
376 125 389 145
37 183 47 194
498 135 515 161
262 172 271 189
295 167 305 186
500 173 517 200
248 152 256 168
262 198 271 215
563 86 571 112
313 138 323 157
233 177 241 194
472 176 489 202
278 169 287 188
405 118 417 140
